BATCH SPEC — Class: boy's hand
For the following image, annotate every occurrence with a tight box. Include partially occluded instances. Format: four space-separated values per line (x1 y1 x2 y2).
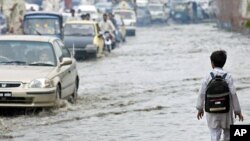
197 109 204 120
235 113 244 122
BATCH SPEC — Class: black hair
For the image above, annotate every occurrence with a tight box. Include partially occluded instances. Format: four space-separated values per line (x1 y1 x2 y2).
210 50 227 68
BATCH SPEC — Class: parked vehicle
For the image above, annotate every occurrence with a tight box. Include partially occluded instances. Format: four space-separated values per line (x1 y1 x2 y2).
63 21 104 59
0 14 7 34
137 7 152 26
147 3 168 23
23 12 64 40
0 35 79 107
113 9 136 36
95 2 113 13
170 3 191 24
114 14 126 42
75 5 100 21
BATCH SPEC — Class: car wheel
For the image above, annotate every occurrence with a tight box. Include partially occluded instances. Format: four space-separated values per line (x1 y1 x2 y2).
54 85 61 107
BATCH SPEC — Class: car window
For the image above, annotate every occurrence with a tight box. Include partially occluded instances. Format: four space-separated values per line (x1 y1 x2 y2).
64 24 95 36
0 41 56 66
56 40 71 58
53 41 63 62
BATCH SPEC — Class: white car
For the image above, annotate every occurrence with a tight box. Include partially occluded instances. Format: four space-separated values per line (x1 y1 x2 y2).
113 9 136 36
148 3 168 22
0 35 79 107
75 5 100 21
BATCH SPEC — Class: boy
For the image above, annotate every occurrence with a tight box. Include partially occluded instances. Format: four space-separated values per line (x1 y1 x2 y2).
196 50 244 141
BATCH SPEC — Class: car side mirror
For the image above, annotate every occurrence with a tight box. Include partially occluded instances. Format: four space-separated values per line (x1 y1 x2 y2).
60 57 72 67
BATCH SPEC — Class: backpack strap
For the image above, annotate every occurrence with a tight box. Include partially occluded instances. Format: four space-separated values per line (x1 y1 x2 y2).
210 72 215 79
222 73 227 79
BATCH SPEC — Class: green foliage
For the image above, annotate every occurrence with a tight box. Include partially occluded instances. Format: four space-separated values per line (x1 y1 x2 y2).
246 20 250 28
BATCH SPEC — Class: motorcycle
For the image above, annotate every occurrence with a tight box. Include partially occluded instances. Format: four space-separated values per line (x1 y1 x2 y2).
103 31 112 53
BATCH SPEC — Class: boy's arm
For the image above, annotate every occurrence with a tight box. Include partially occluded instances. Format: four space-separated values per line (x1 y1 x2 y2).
196 77 208 111
227 74 243 121
227 75 242 114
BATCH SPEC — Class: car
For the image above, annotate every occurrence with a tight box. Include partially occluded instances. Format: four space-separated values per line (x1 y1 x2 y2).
170 3 191 24
114 15 126 42
0 14 7 35
136 7 152 26
63 20 104 59
147 3 168 23
23 12 64 40
113 9 136 36
0 35 79 107
75 5 100 21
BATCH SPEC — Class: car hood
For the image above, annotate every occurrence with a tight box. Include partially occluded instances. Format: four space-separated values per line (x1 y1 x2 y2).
64 36 93 48
0 65 55 83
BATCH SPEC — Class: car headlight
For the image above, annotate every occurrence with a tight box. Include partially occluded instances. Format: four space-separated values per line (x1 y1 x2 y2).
29 78 53 88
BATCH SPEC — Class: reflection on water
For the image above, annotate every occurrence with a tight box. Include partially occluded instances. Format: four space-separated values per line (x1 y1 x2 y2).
1 24 250 141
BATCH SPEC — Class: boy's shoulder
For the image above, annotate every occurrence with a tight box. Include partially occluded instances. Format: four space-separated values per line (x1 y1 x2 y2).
204 69 233 82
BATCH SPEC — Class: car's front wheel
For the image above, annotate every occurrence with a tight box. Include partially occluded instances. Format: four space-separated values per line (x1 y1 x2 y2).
68 80 78 104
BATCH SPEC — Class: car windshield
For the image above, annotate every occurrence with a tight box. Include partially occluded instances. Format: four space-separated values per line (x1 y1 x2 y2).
148 5 163 11
173 4 187 11
23 18 61 35
0 41 56 66
114 11 134 20
64 24 95 36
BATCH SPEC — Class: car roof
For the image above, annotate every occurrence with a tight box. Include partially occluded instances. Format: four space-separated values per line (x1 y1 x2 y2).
25 11 62 17
65 20 97 25
0 35 58 42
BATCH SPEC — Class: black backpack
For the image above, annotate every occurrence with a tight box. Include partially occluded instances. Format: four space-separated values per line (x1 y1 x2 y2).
205 72 230 113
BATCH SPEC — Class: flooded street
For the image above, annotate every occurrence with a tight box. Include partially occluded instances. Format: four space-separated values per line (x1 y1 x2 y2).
1 23 250 141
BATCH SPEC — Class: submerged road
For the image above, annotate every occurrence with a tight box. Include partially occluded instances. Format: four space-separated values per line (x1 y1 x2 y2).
1 23 250 141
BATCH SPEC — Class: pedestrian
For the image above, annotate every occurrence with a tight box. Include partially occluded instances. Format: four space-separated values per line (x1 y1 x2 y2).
196 50 244 141
67 9 78 21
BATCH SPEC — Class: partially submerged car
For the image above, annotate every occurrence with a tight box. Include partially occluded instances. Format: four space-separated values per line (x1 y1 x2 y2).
170 3 191 24
137 7 152 26
0 35 79 107
113 9 136 36
147 3 168 23
63 21 104 59
23 12 64 40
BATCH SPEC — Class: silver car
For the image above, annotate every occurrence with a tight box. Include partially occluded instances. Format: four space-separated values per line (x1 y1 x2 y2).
0 35 79 107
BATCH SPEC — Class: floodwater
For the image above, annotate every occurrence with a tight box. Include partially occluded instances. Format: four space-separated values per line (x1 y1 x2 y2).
1 23 250 141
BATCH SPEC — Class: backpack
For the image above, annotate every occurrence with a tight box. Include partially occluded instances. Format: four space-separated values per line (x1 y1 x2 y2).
205 72 230 113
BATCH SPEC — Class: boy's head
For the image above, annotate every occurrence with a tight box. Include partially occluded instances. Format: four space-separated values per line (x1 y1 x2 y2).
210 50 227 68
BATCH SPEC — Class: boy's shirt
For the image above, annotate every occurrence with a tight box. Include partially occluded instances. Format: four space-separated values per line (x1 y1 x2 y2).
196 67 241 128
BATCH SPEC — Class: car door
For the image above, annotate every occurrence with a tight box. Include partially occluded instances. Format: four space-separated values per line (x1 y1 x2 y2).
57 39 77 97
53 40 74 98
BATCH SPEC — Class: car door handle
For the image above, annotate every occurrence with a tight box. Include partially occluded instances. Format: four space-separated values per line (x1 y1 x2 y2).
68 70 71 73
